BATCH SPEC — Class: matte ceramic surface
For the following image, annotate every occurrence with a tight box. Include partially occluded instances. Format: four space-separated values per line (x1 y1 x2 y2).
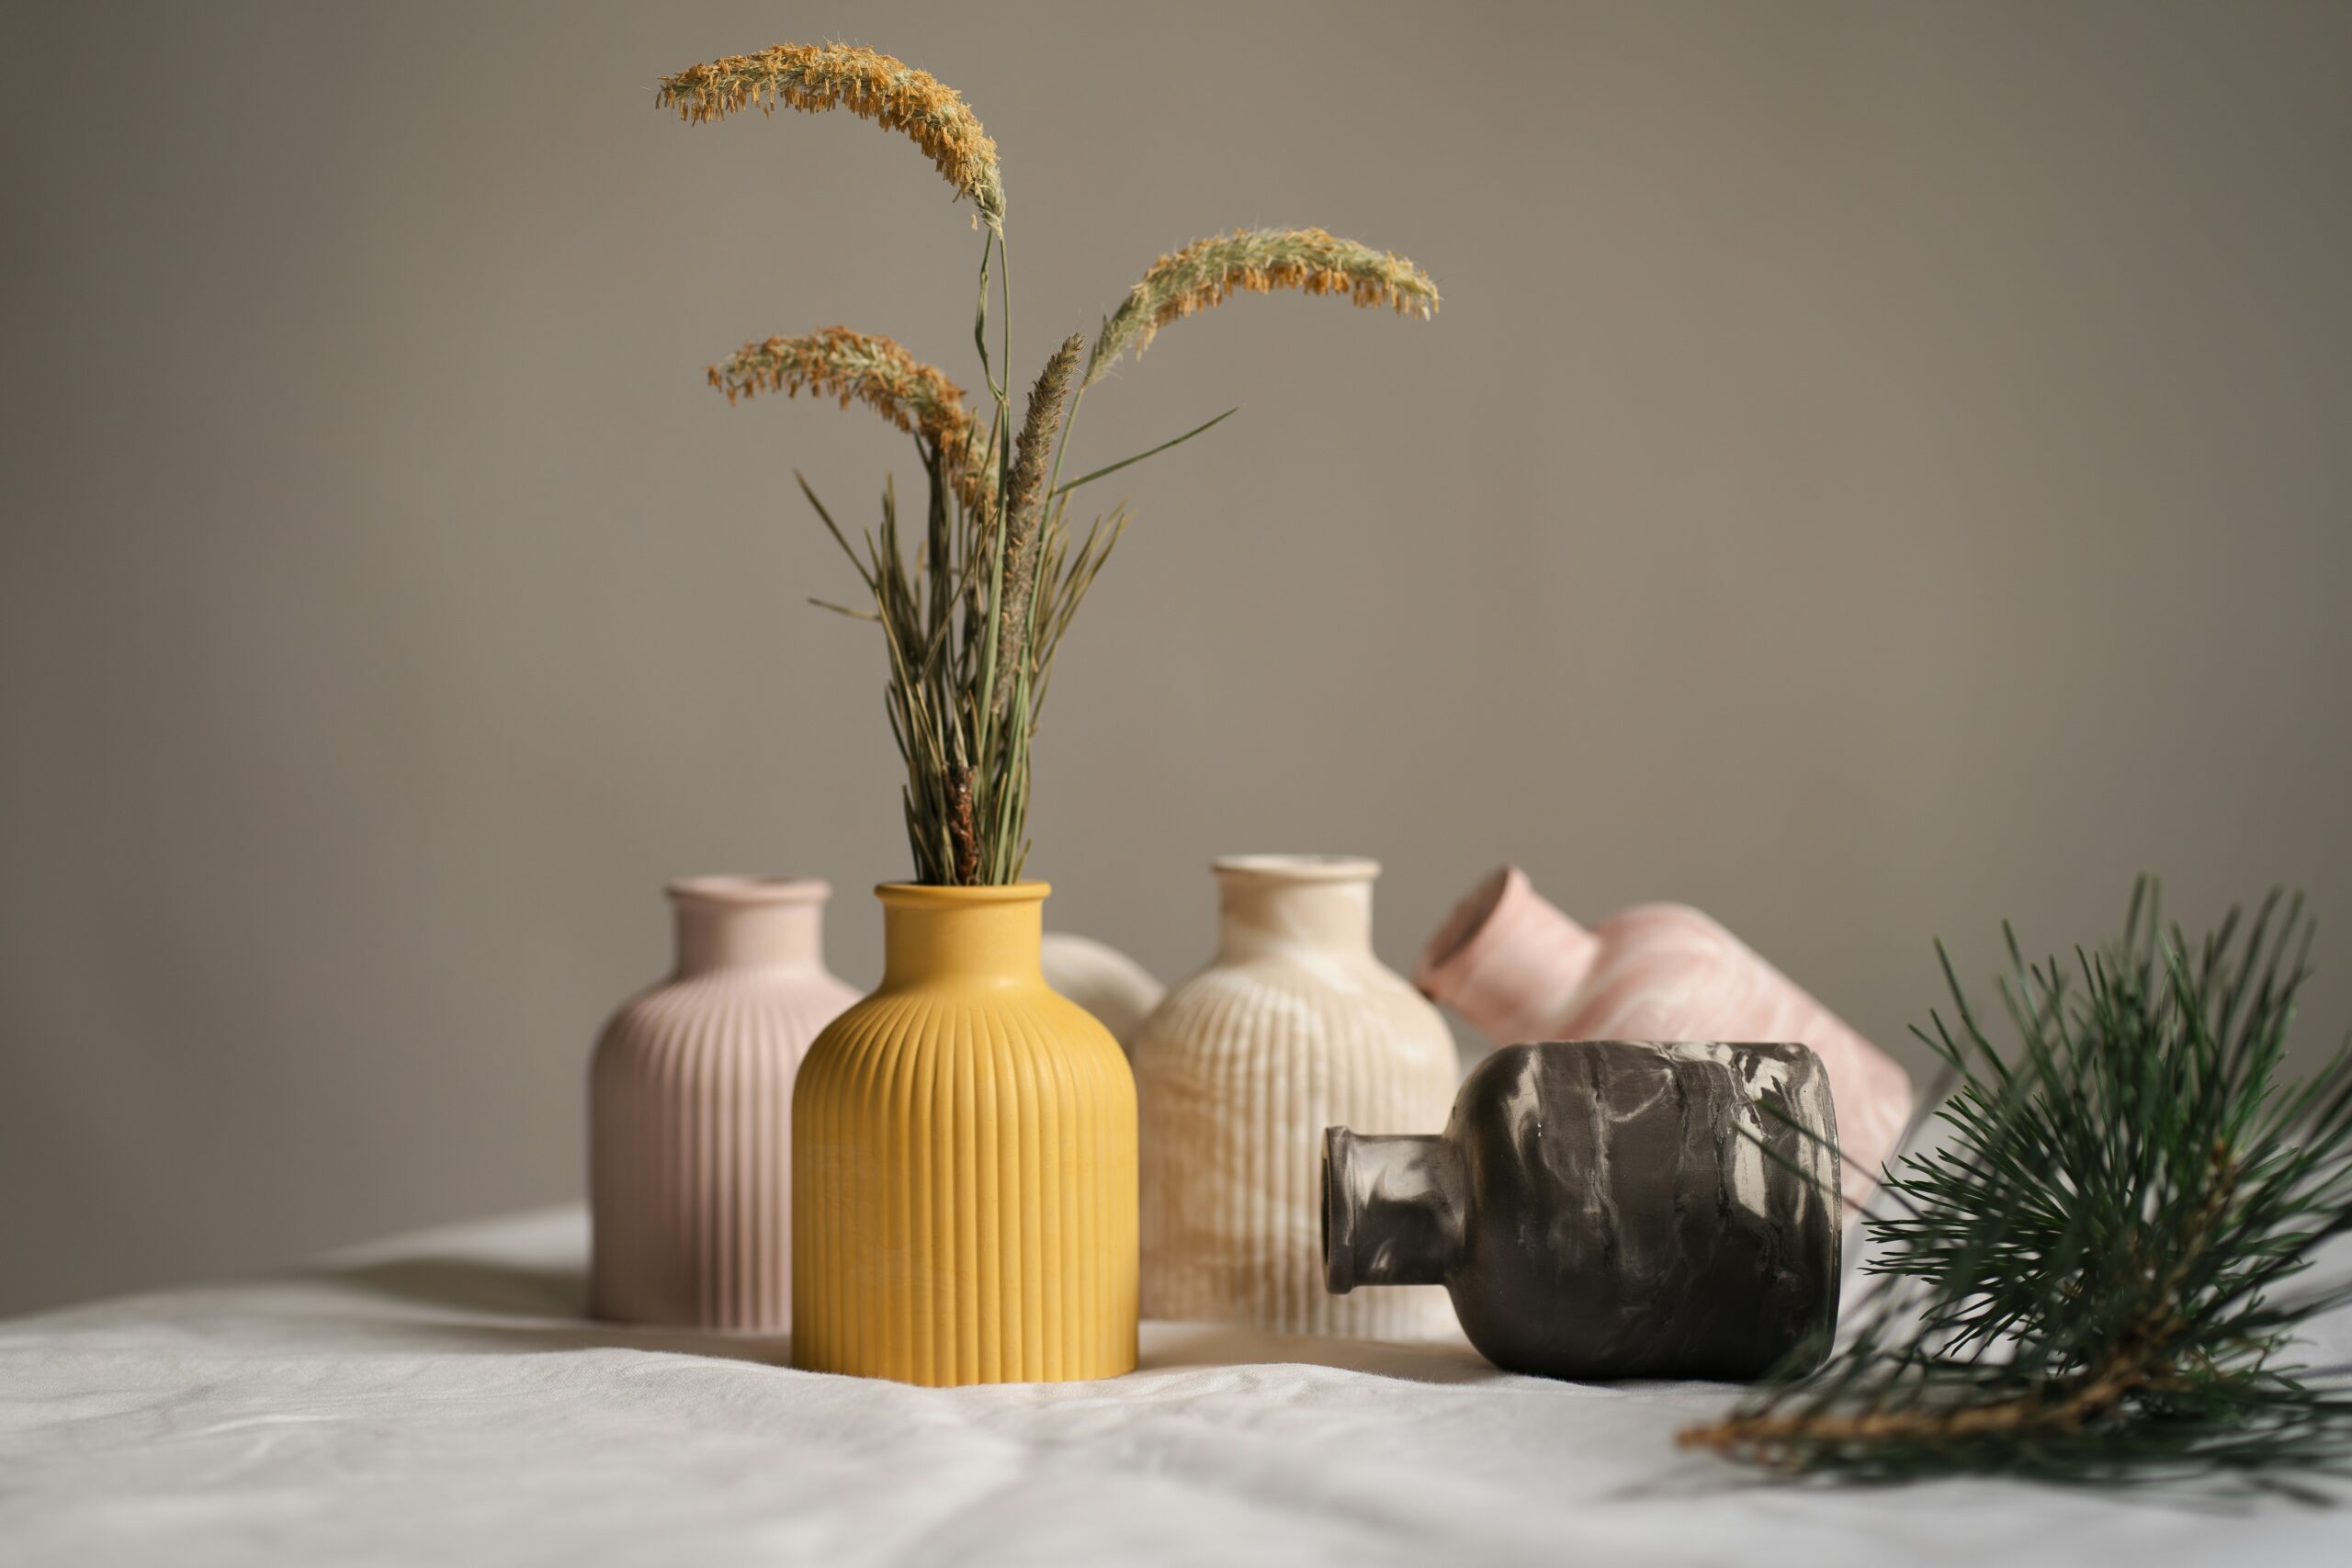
1134 855 1460 1339
1417 867 1910 1204
791 882 1139 1385
1325 1040 1840 1381
1041 932 1165 1052
588 875 858 1330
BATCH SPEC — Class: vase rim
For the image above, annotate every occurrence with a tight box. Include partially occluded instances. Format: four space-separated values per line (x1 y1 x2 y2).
664 874 831 908
1212 853 1380 885
875 880 1051 908
1419 864 1522 972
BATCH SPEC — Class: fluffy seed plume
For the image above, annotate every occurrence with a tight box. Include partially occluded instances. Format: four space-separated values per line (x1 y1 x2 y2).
709 327 992 513
993 333 1083 715
1083 227 1439 389
657 43 1005 231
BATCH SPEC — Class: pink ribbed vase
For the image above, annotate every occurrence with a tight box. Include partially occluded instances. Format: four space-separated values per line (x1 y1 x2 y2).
589 875 859 1330
1416 867 1913 1207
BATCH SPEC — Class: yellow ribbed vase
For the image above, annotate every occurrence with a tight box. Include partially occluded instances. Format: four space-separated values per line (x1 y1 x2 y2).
791 881 1139 1385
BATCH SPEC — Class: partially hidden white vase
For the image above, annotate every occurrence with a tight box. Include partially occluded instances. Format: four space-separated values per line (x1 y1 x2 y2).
589 875 859 1330
1042 932 1165 1052
1134 855 1461 1339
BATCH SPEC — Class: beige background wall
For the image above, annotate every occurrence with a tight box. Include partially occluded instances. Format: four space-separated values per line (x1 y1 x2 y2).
5 1 2349 1315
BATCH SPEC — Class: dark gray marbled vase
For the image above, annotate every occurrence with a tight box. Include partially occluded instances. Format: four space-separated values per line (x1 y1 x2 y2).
1324 1041 1841 1381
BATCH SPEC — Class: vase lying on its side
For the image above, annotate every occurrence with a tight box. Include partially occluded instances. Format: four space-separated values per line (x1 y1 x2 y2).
1326 1040 1841 1381
1041 932 1164 1052
1134 855 1460 1340
792 882 1138 1385
1416 867 1911 1204
589 875 859 1330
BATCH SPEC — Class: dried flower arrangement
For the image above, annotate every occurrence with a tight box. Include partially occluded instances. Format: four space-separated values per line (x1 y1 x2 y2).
661 42 1438 885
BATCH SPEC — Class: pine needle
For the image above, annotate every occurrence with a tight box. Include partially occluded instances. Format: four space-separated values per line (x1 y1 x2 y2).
1680 880 2352 1491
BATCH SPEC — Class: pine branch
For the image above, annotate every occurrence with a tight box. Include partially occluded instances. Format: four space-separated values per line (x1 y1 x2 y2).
1681 880 2352 1489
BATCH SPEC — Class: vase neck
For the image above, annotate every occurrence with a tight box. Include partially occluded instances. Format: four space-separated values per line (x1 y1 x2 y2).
1414 866 1598 1043
667 876 830 977
876 883 1048 989
1213 854 1378 964
1323 1128 1464 1293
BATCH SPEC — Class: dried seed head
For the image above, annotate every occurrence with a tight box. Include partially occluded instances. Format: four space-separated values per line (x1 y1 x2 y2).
993 333 1083 716
658 42 1005 231
708 327 993 513
1084 227 1439 389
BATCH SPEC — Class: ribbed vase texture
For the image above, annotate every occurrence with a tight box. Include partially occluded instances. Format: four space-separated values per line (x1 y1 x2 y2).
792 882 1139 1386
1135 856 1461 1339
589 876 858 1331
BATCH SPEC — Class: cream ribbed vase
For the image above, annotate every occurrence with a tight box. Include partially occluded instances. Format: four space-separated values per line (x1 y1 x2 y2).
1134 855 1460 1339
589 875 859 1330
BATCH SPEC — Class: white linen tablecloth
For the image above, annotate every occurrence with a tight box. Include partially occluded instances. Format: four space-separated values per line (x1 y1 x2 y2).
3 1207 2344 1566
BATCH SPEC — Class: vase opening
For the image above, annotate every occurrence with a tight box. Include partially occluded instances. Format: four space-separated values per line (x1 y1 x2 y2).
1321 1126 1459 1294
1419 865 1516 975
667 874 833 906
665 875 831 976
1211 855 1377 960
1411 865 1600 1023
875 880 1052 988
1212 852 1381 885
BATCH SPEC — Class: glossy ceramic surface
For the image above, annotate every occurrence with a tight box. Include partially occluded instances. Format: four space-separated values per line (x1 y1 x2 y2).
1326 1040 1840 1380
